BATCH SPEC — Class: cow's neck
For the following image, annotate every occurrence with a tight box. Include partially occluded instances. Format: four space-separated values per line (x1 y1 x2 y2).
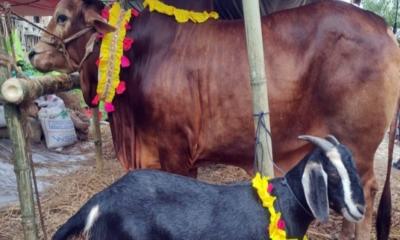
131 12 178 52
80 1 214 113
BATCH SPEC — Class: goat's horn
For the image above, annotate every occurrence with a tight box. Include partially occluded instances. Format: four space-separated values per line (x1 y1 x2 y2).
298 135 335 152
325 135 340 146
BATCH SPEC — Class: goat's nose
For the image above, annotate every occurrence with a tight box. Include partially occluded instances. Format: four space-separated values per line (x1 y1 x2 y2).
356 205 365 215
28 50 36 60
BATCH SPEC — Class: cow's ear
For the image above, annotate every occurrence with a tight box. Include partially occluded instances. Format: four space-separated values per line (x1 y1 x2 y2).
301 159 329 222
85 8 116 34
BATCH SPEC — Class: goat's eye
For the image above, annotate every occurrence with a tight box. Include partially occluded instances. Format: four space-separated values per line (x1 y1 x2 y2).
57 14 68 24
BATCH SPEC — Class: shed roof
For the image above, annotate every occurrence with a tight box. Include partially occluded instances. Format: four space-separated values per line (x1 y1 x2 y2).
6 0 58 16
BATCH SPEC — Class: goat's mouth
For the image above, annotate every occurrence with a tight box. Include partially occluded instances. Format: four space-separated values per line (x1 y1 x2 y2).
341 206 364 222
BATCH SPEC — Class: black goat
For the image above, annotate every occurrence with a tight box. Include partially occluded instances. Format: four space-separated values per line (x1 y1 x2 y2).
53 135 365 240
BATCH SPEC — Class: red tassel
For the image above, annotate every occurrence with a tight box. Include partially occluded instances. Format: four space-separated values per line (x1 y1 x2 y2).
91 95 100 105
96 33 104 40
123 37 134 51
131 8 139 17
116 81 126 94
121 56 130 68
267 183 274 193
104 102 115 113
101 8 110 20
125 22 132 30
277 218 286 230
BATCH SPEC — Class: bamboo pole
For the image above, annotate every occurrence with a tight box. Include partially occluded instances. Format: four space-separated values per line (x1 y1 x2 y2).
92 107 104 173
0 6 39 240
4 105 38 240
1 73 80 105
241 0 274 177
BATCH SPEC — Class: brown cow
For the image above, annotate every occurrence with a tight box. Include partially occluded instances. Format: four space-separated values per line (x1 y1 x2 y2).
30 0 400 239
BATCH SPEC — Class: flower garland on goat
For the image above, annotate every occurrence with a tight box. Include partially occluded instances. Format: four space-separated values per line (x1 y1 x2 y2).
252 173 308 240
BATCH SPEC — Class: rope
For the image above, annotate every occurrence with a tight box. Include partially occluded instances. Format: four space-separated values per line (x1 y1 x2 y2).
282 178 314 218
29 151 48 240
253 112 285 175
253 112 313 217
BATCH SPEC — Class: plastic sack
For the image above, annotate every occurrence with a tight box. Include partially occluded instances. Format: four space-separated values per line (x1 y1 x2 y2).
35 95 66 109
37 95 77 148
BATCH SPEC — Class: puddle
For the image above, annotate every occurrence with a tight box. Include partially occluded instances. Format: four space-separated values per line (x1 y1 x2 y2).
0 139 95 207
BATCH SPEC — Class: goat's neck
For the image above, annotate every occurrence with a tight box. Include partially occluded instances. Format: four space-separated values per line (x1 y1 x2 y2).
270 160 314 238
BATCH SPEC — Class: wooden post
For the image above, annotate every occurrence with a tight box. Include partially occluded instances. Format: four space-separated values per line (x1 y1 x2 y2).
92 107 104 173
241 0 274 177
0 7 39 240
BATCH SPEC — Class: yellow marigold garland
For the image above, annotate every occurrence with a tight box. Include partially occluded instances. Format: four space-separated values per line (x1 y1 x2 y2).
252 173 308 240
92 1 217 112
92 2 134 112
143 0 219 23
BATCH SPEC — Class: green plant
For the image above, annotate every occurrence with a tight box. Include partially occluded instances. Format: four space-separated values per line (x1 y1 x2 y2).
363 0 399 27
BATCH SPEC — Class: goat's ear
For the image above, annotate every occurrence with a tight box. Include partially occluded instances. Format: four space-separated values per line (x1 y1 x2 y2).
301 160 329 222
84 8 116 34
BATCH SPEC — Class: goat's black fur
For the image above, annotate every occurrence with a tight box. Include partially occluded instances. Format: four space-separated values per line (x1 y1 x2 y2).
53 139 364 240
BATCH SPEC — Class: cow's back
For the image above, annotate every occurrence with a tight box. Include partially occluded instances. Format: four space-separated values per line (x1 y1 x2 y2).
112 1 400 176
262 1 400 172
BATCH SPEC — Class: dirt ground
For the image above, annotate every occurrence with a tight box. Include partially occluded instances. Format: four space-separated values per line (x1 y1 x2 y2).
0 126 399 240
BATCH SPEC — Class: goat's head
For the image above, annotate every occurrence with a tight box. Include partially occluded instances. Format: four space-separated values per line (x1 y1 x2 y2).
30 0 115 73
298 135 365 223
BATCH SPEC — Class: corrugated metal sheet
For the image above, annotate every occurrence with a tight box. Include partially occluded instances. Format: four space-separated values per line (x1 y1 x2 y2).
6 0 58 16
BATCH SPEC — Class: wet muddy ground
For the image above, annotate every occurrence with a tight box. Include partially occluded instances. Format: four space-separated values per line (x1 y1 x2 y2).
0 139 95 208
0 126 399 239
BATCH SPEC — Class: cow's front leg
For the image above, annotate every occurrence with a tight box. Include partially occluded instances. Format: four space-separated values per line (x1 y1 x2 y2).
355 175 378 240
339 221 355 240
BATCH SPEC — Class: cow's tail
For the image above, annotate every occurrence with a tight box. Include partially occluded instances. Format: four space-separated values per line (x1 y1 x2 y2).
52 202 101 240
376 99 399 240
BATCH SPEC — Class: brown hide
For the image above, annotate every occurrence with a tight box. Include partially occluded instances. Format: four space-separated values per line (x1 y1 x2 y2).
79 4 400 237
80 2 400 176
32 1 400 238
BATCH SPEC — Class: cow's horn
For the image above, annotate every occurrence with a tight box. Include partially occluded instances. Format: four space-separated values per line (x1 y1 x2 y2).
325 135 340 146
298 135 335 152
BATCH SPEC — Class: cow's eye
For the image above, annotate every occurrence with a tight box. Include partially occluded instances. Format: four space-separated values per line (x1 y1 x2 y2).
57 14 68 24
